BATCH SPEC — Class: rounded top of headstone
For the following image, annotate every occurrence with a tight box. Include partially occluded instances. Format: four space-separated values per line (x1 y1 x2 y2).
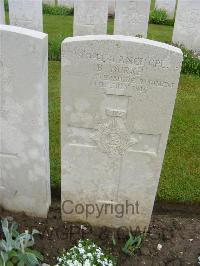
62 35 183 55
0 25 47 39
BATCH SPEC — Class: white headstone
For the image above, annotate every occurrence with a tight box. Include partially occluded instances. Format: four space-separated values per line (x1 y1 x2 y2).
173 0 200 53
108 0 115 16
0 25 51 218
155 0 176 19
114 0 151 37
43 0 55 5
57 0 74 8
0 0 5 24
73 0 108 36
61 35 183 229
8 0 43 32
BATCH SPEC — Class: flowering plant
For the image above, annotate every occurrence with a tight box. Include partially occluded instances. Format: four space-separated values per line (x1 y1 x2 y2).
56 239 116 266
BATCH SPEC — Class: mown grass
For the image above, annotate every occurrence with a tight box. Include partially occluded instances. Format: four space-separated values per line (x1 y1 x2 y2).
48 61 200 202
44 14 173 41
158 75 200 202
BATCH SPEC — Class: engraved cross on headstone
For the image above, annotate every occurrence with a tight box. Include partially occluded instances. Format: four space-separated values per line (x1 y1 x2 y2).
68 86 160 158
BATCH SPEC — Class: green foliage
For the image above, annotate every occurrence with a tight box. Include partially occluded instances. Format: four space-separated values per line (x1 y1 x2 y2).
49 34 65 61
111 233 117 247
122 233 144 256
57 239 116 266
4 0 8 11
149 8 174 26
181 47 200 76
0 218 43 266
43 4 74 16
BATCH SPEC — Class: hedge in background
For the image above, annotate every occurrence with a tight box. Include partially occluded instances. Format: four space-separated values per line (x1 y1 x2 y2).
43 4 74 16
149 8 174 26
181 47 200 76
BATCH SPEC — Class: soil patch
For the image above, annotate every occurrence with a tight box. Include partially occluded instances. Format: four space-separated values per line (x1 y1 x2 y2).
0 202 200 266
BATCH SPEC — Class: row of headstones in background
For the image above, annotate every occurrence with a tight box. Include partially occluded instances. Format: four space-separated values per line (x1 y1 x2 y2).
2 0 200 54
43 0 115 15
4 0 151 37
0 25 51 218
45 0 176 19
1 24 183 228
73 0 151 38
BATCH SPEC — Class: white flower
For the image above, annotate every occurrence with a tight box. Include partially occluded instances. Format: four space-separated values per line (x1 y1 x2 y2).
157 243 162 251
78 247 85 254
83 259 91 266
73 260 82 266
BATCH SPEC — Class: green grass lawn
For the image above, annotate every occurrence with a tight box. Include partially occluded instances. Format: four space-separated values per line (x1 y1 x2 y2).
49 61 200 202
44 14 173 41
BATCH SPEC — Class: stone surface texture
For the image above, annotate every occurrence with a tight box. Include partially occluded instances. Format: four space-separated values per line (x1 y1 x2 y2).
108 0 115 15
155 0 176 18
8 0 43 31
114 0 151 37
58 0 74 7
73 0 108 36
61 35 183 229
173 0 200 53
0 0 5 24
0 25 51 217
43 0 55 5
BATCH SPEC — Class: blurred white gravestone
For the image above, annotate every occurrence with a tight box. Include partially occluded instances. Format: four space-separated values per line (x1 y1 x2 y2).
58 0 74 7
173 0 200 53
61 35 183 229
73 0 108 36
0 25 51 217
43 0 55 5
8 0 43 31
155 0 176 19
0 0 5 24
114 0 151 37
108 0 115 16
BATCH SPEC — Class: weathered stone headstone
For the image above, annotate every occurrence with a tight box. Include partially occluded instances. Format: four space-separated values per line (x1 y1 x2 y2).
73 0 108 36
43 0 55 6
173 0 200 53
61 35 183 229
0 25 51 217
155 0 176 19
108 0 115 16
0 0 5 24
8 0 43 31
114 0 151 37
58 0 74 8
